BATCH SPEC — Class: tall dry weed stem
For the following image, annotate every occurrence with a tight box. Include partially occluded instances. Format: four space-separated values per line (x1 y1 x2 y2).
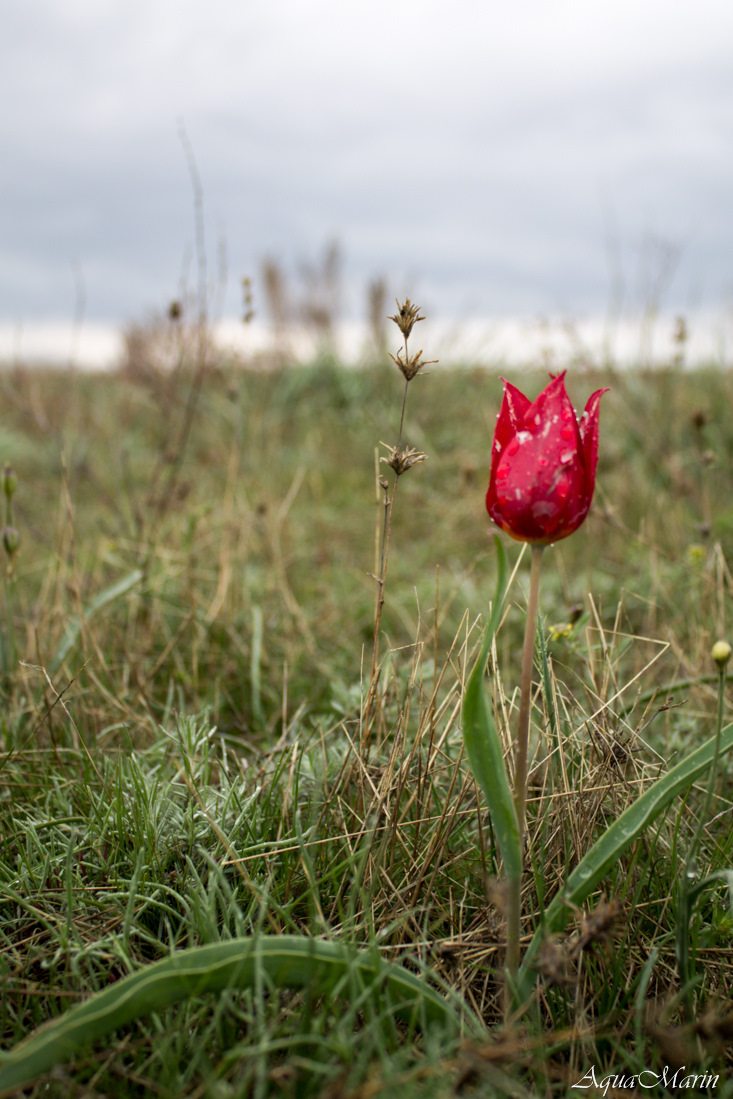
361 300 435 756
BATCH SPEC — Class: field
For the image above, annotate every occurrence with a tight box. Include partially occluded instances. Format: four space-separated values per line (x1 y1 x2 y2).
2 334 733 1096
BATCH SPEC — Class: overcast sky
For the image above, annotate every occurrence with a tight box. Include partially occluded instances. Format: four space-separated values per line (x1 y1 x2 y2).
3 0 733 334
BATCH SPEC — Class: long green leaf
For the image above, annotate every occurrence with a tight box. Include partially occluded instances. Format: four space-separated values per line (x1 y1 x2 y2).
49 569 144 676
461 538 521 882
516 722 733 1002
0 935 461 1095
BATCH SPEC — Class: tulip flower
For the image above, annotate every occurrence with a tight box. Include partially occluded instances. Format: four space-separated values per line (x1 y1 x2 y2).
486 372 608 544
476 372 608 1010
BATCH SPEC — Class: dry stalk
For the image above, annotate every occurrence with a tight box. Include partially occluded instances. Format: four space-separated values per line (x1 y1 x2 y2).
360 299 435 758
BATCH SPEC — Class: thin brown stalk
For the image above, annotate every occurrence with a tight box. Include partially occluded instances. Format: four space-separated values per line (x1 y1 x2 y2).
362 363 411 756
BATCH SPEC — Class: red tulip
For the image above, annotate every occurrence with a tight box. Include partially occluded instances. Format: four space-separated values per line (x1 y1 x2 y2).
486 372 608 544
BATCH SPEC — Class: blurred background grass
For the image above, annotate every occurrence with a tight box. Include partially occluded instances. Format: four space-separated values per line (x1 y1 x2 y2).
1 354 729 751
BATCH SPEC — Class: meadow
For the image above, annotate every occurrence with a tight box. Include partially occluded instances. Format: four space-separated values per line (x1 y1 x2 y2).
1 326 733 1096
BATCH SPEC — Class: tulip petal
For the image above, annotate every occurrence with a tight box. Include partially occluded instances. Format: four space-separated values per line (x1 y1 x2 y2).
486 380 533 517
579 387 609 485
491 427 588 542
492 380 531 459
485 372 606 545
524 372 582 452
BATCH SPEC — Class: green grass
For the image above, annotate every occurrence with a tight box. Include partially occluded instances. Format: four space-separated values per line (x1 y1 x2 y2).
1 349 733 1095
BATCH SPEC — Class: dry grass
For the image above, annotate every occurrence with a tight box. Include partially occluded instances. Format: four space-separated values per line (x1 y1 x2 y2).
1 344 733 1094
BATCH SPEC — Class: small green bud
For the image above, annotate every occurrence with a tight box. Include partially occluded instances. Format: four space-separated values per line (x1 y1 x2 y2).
712 640 731 667
2 465 17 499
1 525 18 558
1 526 19 557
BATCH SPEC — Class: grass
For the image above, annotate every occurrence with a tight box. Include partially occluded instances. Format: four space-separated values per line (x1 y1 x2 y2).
1 345 733 1095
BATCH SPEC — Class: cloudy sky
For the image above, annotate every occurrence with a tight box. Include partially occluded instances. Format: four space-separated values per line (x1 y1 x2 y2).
3 0 733 341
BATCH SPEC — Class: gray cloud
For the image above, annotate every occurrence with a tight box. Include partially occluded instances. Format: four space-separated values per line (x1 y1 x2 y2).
2 0 733 328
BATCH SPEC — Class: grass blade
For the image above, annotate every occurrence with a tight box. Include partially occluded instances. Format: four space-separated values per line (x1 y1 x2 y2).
516 721 733 1002
49 569 144 676
0 935 461 1094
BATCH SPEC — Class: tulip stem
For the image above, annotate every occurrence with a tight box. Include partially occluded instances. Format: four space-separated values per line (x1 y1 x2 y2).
503 544 542 1017
505 543 543 1013
514 544 544 839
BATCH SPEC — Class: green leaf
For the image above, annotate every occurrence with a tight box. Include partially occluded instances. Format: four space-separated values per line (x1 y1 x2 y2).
461 537 522 883
516 722 733 1002
48 569 144 676
0 935 463 1094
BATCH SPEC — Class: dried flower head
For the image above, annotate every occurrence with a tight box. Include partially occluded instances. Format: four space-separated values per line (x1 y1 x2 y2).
535 936 573 986
379 443 427 477
389 346 437 382
569 896 623 957
388 298 424 340
241 276 254 325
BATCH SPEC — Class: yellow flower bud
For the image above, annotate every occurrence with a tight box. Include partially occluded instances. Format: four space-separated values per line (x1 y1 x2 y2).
712 640 732 667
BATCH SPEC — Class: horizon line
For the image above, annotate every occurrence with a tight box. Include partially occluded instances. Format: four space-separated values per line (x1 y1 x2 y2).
0 307 731 371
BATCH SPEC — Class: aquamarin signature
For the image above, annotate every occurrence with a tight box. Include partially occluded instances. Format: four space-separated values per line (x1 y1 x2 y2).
572 1065 719 1094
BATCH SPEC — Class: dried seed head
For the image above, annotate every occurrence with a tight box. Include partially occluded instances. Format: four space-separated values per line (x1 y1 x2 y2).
241 276 254 325
712 640 731 667
379 443 427 477
694 1006 733 1053
388 298 424 340
570 897 623 957
389 346 437 382
536 937 573 986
